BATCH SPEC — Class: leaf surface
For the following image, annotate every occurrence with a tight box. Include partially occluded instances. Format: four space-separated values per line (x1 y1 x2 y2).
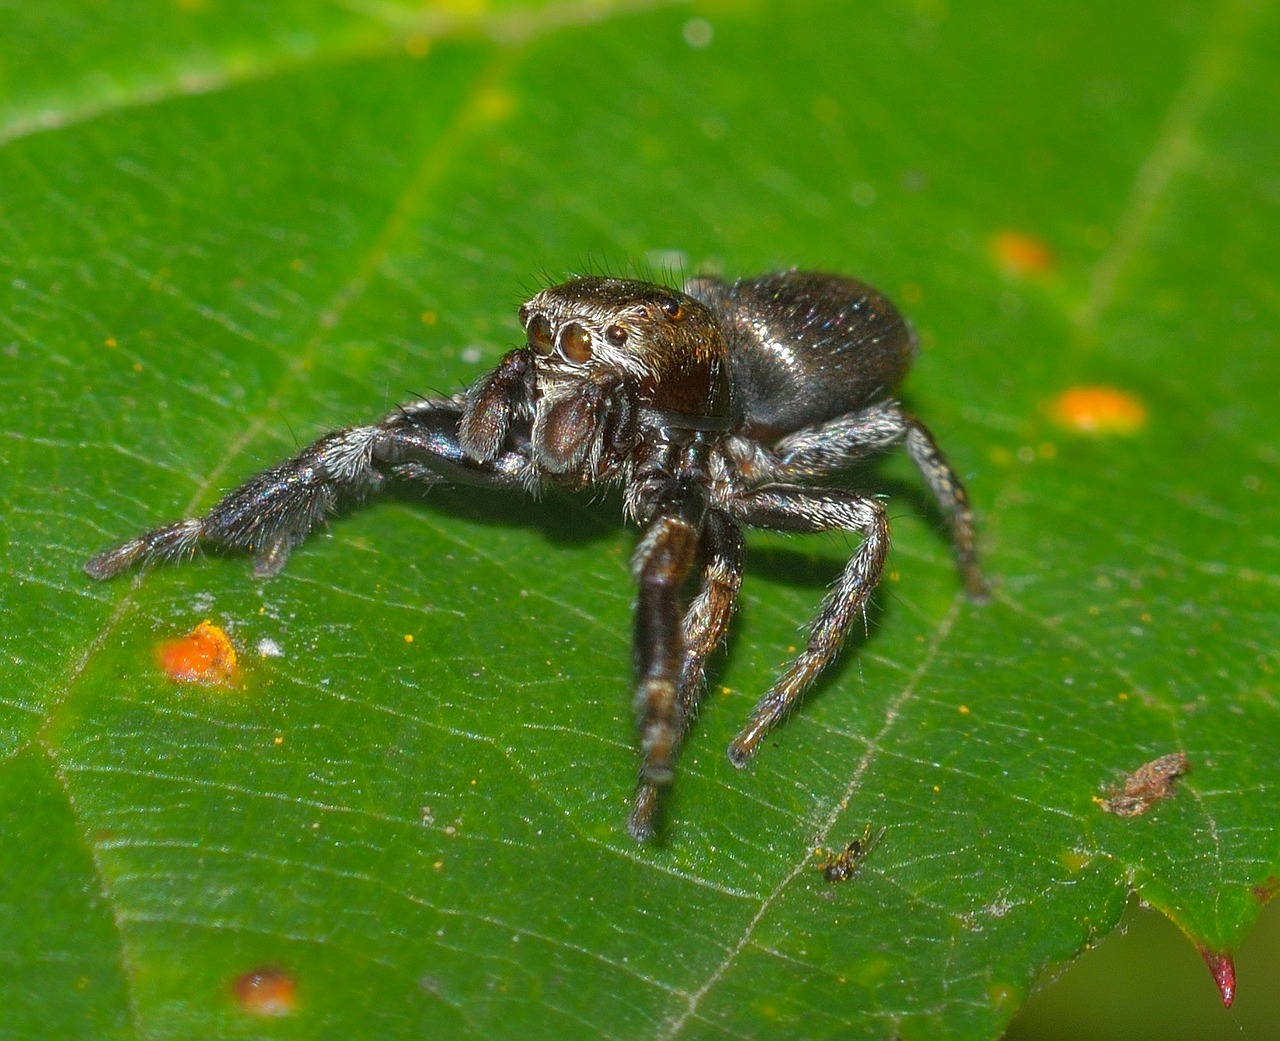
2 1 1277 1038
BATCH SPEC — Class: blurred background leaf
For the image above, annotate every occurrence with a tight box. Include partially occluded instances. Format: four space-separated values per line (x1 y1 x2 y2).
1 0 1277 1038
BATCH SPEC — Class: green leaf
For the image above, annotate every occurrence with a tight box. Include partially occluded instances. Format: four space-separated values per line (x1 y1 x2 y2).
3 0 1277 1038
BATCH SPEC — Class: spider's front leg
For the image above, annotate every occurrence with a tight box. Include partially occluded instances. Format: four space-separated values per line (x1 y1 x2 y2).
626 474 710 840
726 487 889 767
84 395 538 581
629 508 744 841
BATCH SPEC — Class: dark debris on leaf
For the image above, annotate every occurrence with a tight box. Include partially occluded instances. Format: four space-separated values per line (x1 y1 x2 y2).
1098 751 1190 818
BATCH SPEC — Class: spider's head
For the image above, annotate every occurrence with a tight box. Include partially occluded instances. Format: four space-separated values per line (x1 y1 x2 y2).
517 277 731 477
519 277 730 418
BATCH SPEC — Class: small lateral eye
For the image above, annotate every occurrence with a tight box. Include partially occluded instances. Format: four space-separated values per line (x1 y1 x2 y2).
559 322 593 363
526 313 554 355
604 324 628 346
661 297 684 320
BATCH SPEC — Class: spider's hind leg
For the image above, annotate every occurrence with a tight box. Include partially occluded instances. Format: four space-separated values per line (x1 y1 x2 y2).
770 400 987 600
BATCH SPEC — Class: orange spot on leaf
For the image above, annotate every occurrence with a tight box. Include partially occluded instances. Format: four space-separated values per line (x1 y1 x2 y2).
233 966 296 1016
156 621 238 685
991 230 1054 276
1051 386 1148 435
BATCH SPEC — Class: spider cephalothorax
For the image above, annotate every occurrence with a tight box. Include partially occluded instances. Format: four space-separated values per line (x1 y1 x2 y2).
86 270 986 841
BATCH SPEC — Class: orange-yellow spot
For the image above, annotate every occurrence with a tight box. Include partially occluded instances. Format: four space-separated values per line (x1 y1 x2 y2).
404 633 414 644
476 88 514 122
991 230 1054 276
421 309 438 326
958 704 970 715
233 967 296 1016
104 337 117 348
156 621 238 685
1051 386 1148 435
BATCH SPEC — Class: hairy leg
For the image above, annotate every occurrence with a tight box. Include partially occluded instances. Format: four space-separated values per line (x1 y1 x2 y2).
768 400 987 599
629 509 744 841
726 487 889 767
85 399 536 580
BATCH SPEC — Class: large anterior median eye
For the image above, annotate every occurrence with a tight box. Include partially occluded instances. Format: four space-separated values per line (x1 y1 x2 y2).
559 322 593 363
526 313 554 355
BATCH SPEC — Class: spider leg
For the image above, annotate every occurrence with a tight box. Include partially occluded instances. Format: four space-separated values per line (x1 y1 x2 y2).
627 478 707 839
726 487 889 767
629 508 744 840
678 510 746 702
769 401 987 600
84 398 536 581
900 413 988 600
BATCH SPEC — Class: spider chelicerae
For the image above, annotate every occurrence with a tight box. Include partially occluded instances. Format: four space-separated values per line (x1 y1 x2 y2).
87 269 987 841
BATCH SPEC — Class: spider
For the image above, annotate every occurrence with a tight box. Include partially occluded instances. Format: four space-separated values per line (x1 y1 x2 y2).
814 823 886 883
86 269 987 841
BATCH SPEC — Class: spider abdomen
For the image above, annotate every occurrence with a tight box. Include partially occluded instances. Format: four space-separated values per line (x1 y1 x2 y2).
687 271 916 443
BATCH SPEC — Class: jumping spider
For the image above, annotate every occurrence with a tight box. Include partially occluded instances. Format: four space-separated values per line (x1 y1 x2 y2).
86 270 987 841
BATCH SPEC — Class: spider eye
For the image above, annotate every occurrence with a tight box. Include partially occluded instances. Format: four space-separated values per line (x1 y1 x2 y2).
526 313 554 355
559 322 593 364
660 297 684 320
604 324 628 347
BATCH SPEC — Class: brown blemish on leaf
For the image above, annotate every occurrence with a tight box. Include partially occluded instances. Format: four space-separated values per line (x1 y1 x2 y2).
1198 947 1235 1008
990 230 1054 276
1050 386 1148 435
233 966 296 1016
1251 875 1280 904
156 620 238 685
1098 751 1190 817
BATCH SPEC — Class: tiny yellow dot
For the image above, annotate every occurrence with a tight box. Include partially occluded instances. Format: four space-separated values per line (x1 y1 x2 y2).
404 634 414 643
104 337 117 348
421 310 438 326
273 735 284 746
958 704 970 715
